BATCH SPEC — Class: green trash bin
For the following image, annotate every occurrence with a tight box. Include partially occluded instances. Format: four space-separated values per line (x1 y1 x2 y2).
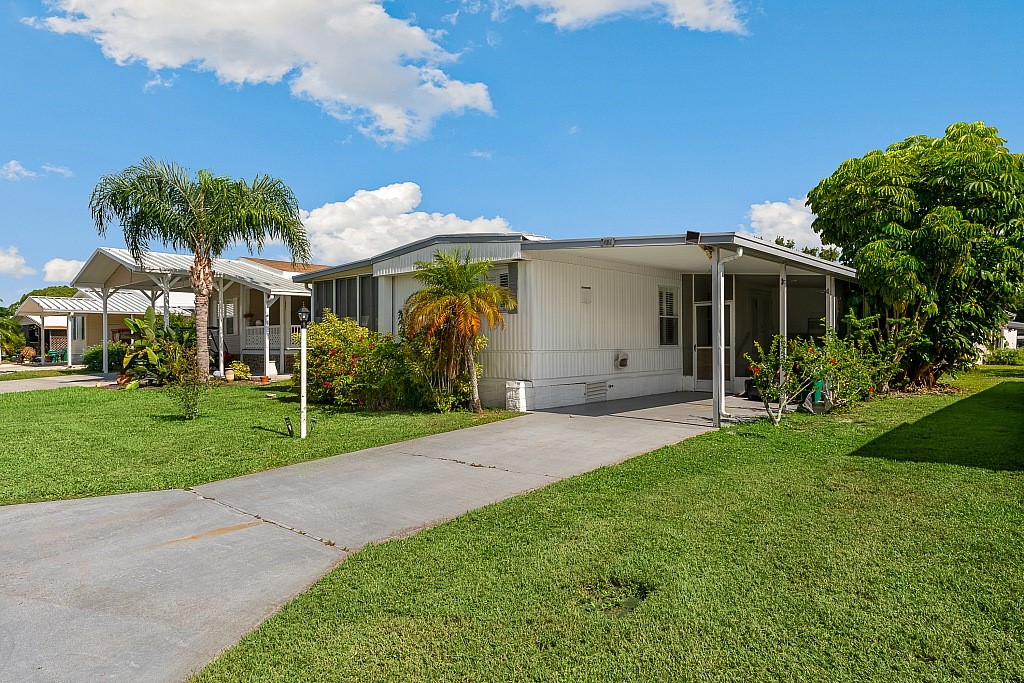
813 379 823 403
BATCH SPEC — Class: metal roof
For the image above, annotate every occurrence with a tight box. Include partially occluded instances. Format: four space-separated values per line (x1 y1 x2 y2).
15 289 192 317
73 248 311 296
294 232 548 282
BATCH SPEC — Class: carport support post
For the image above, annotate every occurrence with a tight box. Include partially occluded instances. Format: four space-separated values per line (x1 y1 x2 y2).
825 276 837 330
66 314 73 368
39 315 46 365
101 287 109 374
161 276 171 331
779 265 788 359
711 248 725 428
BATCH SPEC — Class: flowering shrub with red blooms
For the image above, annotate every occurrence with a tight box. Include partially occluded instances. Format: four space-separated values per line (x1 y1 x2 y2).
744 323 883 426
301 311 412 409
744 336 818 426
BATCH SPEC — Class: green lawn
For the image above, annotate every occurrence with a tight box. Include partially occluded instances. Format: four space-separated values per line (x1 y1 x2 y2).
195 366 1024 683
0 383 514 506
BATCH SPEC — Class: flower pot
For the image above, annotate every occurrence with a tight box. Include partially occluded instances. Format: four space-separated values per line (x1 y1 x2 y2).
224 368 235 382
260 375 269 384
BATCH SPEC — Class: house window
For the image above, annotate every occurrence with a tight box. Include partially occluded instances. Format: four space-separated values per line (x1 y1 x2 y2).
659 287 679 346
313 280 333 321
70 316 85 340
224 298 237 335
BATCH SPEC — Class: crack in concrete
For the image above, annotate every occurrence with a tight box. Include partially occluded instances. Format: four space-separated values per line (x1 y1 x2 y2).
393 449 558 479
185 489 343 551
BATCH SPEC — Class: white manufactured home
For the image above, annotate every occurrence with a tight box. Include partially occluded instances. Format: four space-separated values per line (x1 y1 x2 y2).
297 231 858 426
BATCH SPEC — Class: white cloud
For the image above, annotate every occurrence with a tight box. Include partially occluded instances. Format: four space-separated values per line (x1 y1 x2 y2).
143 73 177 91
29 0 493 143
301 182 511 263
41 164 74 178
470 149 494 159
512 0 743 31
1 160 37 181
43 258 86 283
0 246 36 278
744 197 823 249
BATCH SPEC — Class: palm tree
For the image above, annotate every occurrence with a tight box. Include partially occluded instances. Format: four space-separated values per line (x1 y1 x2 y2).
0 306 26 363
90 158 311 374
404 249 517 413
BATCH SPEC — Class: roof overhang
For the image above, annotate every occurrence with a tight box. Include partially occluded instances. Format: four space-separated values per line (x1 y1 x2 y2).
73 248 311 297
521 232 856 279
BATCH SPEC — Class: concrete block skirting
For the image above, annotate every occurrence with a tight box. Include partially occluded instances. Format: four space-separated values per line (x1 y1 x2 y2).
488 370 687 411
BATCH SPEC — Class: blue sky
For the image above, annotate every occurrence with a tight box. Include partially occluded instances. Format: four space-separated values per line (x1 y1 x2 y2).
2 0 1022 303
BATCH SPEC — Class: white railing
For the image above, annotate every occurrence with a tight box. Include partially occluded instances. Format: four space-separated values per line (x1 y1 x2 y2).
243 325 302 351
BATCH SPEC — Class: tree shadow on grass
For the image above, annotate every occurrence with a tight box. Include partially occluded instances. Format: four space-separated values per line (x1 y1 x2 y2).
852 381 1024 471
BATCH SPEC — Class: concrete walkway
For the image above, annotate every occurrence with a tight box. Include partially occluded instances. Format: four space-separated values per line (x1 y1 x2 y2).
0 372 109 394
0 393 759 683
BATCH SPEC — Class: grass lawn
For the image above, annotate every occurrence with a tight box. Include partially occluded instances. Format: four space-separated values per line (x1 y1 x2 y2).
0 367 90 381
0 383 515 506
195 366 1024 683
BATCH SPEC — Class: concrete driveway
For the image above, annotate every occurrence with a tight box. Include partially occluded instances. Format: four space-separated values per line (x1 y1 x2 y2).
0 372 109 394
0 392 759 683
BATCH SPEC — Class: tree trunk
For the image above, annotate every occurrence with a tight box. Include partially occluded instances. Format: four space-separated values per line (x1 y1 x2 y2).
190 253 214 378
466 339 482 414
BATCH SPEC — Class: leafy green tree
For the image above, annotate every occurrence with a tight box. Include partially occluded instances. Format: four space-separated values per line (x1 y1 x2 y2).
808 122 1024 385
404 249 518 413
90 158 311 374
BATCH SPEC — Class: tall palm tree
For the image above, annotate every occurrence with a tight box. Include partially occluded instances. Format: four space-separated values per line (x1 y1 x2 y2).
404 249 517 413
90 158 311 374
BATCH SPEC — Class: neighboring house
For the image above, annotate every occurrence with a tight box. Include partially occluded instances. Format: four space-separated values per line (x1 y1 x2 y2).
1001 318 1022 349
70 248 329 375
296 231 858 425
14 289 193 365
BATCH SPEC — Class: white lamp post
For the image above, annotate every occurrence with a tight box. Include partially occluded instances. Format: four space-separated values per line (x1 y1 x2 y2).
297 304 310 439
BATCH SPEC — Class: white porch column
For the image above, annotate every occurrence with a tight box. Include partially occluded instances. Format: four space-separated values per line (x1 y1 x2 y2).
711 248 725 428
263 292 271 376
161 276 171 330
779 264 788 359
825 275 837 330
217 278 225 376
66 314 73 368
39 315 46 365
101 287 110 374
279 296 288 375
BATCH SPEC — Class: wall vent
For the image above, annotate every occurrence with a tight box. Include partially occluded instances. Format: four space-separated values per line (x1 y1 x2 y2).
585 381 608 403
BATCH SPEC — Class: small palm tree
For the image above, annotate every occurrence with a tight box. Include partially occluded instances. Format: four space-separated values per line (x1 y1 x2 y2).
404 249 517 413
90 158 311 374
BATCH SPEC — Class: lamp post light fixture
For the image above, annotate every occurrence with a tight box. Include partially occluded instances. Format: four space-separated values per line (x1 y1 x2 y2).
297 304 311 439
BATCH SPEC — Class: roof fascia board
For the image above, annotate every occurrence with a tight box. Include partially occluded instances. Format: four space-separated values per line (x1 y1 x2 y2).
295 232 527 283
522 232 856 279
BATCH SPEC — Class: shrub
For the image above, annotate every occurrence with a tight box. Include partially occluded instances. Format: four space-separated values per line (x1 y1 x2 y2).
985 347 1024 365
229 360 252 380
123 307 197 385
83 342 129 372
167 356 208 420
398 316 483 412
816 328 877 409
745 336 818 426
20 346 36 362
303 312 414 409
